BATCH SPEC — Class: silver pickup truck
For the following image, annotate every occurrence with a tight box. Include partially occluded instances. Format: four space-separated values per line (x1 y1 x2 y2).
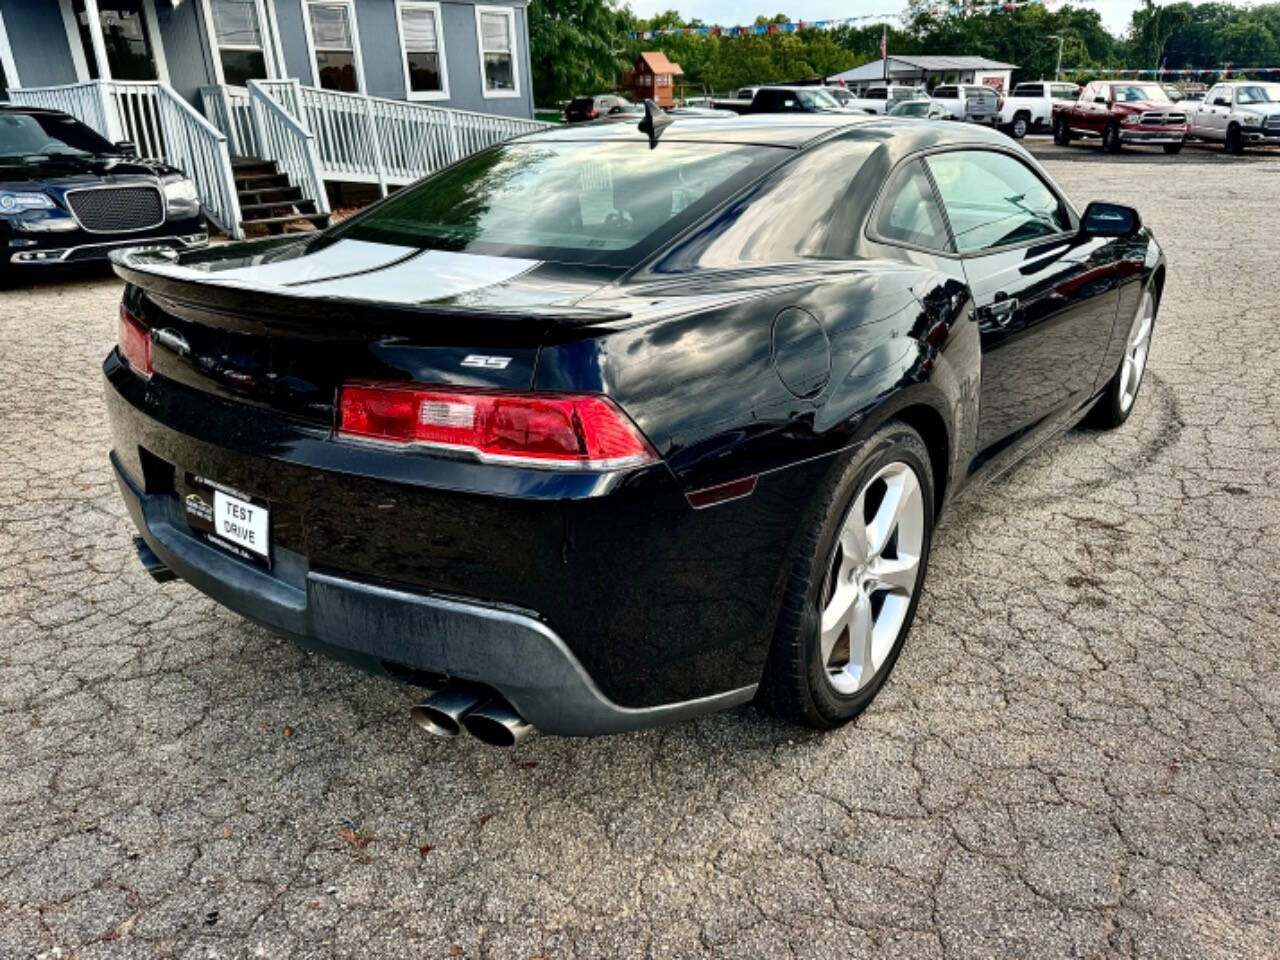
1187 80 1280 153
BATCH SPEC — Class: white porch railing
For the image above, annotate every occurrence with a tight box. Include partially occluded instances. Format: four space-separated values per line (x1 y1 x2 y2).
9 80 116 144
290 85 550 192
12 77 552 239
154 86 243 238
11 79 243 238
200 84 257 158
247 80 330 218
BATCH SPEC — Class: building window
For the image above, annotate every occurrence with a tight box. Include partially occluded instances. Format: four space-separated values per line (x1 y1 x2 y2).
396 1 447 100
475 6 518 98
210 0 268 86
306 1 360 92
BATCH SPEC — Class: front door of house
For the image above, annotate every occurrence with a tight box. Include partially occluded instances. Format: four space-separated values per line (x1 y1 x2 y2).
74 0 160 81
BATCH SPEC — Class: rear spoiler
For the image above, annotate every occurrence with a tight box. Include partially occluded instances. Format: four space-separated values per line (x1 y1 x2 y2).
111 248 632 343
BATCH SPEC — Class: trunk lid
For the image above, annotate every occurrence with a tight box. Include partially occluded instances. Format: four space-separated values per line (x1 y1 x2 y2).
116 240 628 425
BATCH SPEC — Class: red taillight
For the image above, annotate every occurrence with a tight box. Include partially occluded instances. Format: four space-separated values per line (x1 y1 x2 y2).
997 97 1005 110
118 304 152 377
585 108 598 119
336 382 658 470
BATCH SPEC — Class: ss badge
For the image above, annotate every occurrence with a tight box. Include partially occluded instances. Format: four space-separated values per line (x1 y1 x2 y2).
461 354 512 369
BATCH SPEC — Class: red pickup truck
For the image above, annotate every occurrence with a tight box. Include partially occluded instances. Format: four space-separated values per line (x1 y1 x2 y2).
1052 81 1188 154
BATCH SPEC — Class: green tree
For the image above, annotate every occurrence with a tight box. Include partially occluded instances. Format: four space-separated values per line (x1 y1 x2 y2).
527 0 631 106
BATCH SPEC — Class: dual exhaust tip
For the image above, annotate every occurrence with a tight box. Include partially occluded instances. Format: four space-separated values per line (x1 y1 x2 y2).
410 687 533 747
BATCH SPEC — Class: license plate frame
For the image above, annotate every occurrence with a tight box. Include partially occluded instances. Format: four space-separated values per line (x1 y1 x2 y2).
182 473 272 568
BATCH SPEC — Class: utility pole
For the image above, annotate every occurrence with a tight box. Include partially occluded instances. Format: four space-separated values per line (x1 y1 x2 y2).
1047 34 1064 79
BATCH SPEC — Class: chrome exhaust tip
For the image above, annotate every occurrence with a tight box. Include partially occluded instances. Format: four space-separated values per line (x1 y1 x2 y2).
410 688 483 738
461 701 534 747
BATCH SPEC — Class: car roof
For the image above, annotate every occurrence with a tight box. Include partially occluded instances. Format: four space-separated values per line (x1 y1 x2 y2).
523 113 1015 150
0 105 68 117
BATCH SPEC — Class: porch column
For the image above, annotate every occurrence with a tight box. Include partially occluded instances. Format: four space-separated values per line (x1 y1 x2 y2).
82 0 113 81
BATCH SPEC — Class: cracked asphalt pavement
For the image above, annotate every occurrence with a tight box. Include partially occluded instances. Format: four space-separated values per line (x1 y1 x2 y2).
2 144 1278 959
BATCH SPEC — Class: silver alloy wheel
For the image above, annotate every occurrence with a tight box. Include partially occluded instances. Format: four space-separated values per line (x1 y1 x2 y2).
1119 289 1154 413
1013 116 1028 138
820 461 925 696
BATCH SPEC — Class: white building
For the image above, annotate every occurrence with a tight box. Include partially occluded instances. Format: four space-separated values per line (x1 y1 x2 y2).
829 55 1016 95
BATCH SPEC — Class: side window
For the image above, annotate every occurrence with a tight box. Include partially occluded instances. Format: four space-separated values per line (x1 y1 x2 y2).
1053 84 1077 100
924 150 1070 254
933 86 956 100
874 159 952 253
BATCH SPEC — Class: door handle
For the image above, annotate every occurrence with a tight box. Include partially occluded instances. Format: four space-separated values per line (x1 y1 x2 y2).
978 295 1019 327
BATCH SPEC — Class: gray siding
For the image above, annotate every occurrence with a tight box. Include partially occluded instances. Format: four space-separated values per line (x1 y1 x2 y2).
3 0 534 120
1 0 79 88
274 0 316 85
352 0 402 99
155 0 214 103
271 0 532 117
436 0 534 117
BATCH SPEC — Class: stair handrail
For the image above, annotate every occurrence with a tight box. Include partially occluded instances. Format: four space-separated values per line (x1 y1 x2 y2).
247 79 331 218
153 83 244 239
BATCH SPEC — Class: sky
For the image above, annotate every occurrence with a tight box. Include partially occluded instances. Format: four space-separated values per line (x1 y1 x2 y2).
625 0 1246 41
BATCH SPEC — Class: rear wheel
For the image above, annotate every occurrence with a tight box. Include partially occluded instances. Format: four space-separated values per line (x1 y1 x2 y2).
1163 142 1184 154
1010 113 1030 139
1102 122 1123 153
1053 116 1072 145
1090 286 1156 429
761 422 934 729
1225 124 1244 155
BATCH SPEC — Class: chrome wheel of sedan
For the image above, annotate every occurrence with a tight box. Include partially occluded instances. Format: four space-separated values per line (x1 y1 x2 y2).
820 461 926 696
1119 289 1154 414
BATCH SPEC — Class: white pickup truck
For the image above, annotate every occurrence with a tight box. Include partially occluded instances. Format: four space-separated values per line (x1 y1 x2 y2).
1186 80 1280 153
997 80 1083 138
845 84 927 115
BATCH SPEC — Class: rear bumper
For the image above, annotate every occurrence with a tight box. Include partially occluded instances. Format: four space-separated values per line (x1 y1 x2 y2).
104 350 807 733
112 450 755 736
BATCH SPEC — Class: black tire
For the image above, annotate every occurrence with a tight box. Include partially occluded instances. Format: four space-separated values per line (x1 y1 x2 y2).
1225 124 1244 155
1102 122 1122 153
1053 115 1072 145
1009 113 1030 139
760 421 935 729
1089 284 1158 429
1163 142 1184 154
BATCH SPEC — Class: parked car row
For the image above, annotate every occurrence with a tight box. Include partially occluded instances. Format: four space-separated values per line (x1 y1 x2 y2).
1052 79 1280 155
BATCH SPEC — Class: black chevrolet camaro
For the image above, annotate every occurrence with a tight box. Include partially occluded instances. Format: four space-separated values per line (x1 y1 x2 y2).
0 106 207 281
105 109 1163 745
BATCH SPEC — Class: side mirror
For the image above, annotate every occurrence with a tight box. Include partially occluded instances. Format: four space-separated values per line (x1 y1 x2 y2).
114 140 137 157
1213 97 1231 107
1081 201 1141 239
1093 96 1108 105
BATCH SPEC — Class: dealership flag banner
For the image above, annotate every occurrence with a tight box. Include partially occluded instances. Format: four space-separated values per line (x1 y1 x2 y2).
628 0 1047 39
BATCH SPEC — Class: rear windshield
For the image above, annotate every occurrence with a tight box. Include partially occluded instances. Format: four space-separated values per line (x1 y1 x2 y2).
334 140 783 266
568 98 595 110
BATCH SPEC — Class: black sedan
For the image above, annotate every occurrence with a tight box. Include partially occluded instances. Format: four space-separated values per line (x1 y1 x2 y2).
104 108 1163 745
0 106 207 281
